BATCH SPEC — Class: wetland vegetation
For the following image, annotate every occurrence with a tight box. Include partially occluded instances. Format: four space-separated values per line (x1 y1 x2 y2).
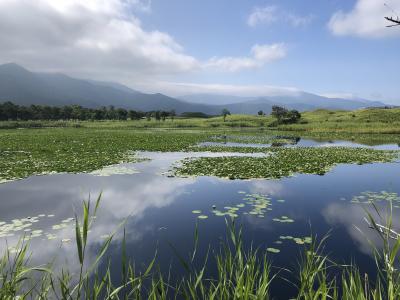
1 110 400 299
2 196 400 299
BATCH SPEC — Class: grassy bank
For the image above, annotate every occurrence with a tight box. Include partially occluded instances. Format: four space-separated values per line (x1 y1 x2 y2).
2 107 400 133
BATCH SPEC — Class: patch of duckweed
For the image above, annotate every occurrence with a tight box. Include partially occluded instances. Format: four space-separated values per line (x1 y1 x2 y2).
198 215 208 220
192 210 202 214
175 147 398 180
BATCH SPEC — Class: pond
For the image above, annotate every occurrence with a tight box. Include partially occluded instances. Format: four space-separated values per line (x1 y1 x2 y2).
1 136 400 299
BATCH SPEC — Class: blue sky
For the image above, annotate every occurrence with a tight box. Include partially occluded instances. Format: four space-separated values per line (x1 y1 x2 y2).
139 0 400 102
0 0 399 103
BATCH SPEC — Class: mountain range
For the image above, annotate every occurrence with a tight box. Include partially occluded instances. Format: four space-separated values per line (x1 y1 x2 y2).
0 63 386 114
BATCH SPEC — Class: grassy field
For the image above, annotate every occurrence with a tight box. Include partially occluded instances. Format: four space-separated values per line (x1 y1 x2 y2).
2 107 400 133
1 108 400 182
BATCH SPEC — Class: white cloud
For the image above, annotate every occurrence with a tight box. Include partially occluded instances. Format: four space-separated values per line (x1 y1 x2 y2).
251 44 287 61
141 81 302 97
247 6 278 27
205 43 287 72
0 0 199 80
247 5 313 28
319 92 359 99
328 0 400 38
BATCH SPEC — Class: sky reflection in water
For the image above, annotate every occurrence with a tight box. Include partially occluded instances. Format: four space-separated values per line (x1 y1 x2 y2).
0 139 399 298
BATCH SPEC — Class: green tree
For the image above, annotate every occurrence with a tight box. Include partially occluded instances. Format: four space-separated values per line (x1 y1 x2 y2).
170 109 176 121
221 108 231 122
271 105 301 124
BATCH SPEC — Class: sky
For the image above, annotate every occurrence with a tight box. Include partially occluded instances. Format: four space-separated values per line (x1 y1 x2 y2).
0 0 399 103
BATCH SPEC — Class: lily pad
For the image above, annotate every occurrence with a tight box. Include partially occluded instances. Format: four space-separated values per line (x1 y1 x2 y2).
267 247 280 253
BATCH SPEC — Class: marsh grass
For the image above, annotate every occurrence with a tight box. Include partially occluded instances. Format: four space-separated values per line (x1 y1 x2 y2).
2 196 400 299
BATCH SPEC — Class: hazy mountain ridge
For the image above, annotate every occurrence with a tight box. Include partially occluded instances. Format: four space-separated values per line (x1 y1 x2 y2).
0 63 386 114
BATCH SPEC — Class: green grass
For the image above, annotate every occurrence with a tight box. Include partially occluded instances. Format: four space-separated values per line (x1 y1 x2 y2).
2 196 400 299
2 107 400 133
276 108 400 134
176 147 398 180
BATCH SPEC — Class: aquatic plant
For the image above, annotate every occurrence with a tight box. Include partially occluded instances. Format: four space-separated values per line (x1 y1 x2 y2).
2 195 400 299
175 147 398 179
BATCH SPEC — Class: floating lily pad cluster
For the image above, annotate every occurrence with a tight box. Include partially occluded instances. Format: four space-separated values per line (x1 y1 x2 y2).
273 216 294 223
267 236 312 254
279 235 312 245
192 192 287 220
176 147 398 180
243 193 272 218
212 206 241 218
90 165 139 176
350 190 400 206
0 214 76 242
191 210 208 219
208 134 299 146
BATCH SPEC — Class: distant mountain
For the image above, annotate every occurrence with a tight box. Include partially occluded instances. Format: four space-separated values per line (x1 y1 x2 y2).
0 63 386 115
179 94 255 105
182 93 386 113
0 63 212 113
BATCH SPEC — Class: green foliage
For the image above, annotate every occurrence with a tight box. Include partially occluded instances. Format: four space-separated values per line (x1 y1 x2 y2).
270 105 301 125
221 108 231 122
0 101 178 122
176 147 398 179
2 106 400 132
0 129 211 182
2 197 400 299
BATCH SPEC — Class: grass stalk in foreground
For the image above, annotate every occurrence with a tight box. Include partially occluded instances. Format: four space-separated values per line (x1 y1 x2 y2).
2 195 400 299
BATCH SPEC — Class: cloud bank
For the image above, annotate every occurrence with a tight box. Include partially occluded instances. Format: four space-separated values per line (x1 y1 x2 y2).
0 0 199 79
328 0 400 38
0 0 288 83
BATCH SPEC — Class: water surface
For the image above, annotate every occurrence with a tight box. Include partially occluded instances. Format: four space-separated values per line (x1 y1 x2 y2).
1 137 399 298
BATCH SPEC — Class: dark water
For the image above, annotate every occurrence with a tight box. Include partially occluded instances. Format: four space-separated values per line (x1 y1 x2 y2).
1 138 400 298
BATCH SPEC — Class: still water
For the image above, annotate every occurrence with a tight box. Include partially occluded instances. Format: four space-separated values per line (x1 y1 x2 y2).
0 138 399 298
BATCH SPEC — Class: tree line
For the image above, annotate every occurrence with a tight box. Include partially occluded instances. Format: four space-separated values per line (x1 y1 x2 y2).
0 101 176 121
